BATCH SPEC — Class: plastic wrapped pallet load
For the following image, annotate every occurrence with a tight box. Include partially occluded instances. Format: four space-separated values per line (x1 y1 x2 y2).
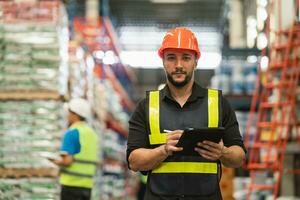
0 100 64 199
0 23 67 93
0 2 69 200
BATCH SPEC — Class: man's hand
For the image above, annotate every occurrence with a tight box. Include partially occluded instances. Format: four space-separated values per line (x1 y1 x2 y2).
48 157 63 165
194 140 225 161
164 130 184 156
195 140 245 167
48 154 73 166
128 130 184 171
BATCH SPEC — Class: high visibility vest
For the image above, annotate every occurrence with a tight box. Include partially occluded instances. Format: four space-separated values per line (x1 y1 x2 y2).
60 121 98 188
147 88 222 196
139 173 148 184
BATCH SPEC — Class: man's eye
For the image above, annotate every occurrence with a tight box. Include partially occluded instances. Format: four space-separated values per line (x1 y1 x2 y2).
183 56 191 61
167 56 175 60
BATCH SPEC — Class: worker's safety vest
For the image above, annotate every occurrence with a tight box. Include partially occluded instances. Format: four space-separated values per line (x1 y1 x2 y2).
60 122 98 188
147 89 222 196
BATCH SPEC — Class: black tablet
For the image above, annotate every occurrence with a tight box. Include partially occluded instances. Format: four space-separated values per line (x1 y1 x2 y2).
174 127 225 156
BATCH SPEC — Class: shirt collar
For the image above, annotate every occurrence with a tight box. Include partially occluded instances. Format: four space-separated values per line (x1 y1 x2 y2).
161 82 206 101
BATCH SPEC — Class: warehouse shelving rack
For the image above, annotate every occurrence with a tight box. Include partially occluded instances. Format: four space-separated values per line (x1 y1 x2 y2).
72 16 137 199
73 16 135 113
244 0 300 199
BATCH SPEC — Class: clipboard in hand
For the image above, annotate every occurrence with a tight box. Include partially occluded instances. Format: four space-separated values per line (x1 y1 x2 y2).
174 127 225 156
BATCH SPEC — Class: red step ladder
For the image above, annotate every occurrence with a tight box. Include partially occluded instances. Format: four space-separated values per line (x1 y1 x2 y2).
244 1 300 199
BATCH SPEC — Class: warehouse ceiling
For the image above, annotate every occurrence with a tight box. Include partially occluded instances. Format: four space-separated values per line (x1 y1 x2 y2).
107 0 227 69
108 0 226 28
65 0 227 68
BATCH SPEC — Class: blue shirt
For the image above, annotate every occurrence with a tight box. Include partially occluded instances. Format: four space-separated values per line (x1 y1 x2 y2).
60 128 81 155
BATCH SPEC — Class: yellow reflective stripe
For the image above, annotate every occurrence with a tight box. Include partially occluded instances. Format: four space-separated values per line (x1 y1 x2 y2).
152 162 218 174
208 89 219 128
139 174 148 184
149 91 166 144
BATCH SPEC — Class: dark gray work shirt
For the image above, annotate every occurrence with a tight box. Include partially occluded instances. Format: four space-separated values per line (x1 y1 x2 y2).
127 83 245 200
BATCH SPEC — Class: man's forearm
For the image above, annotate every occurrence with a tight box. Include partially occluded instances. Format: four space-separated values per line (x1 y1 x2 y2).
220 145 245 168
51 154 73 167
128 145 168 171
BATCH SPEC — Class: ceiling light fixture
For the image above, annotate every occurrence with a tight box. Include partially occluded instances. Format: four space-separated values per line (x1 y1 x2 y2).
150 0 187 4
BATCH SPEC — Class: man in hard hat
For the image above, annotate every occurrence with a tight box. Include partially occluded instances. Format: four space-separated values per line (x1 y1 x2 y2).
50 98 98 200
126 27 246 199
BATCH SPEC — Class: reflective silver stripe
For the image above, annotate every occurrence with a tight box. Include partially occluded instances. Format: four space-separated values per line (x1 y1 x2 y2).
74 159 97 165
60 169 94 178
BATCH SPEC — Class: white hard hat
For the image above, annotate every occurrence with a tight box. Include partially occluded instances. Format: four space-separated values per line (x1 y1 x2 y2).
68 98 91 119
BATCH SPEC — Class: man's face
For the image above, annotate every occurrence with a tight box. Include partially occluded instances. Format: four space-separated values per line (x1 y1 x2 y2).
67 110 76 126
163 49 197 88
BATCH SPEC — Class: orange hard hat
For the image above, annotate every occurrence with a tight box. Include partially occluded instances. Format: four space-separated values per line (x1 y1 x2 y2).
158 27 201 59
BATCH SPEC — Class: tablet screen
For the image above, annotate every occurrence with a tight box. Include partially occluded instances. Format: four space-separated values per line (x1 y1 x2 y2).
174 127 224 156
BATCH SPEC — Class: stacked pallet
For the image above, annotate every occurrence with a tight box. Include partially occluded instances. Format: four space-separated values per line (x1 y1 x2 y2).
0 1 68 199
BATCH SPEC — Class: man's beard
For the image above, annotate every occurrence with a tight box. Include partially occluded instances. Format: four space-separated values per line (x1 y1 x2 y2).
166 69 193 88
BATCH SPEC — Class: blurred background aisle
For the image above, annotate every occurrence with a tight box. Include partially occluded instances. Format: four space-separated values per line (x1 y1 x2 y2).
0 0 299 200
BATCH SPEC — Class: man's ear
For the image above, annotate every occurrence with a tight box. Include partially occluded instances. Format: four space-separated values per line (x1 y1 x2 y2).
194 54 198 69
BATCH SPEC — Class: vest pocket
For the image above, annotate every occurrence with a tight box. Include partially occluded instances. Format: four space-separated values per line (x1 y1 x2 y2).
149 173 218 196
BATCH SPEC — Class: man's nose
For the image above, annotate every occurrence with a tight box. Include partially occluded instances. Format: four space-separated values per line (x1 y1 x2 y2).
175 59 183 68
